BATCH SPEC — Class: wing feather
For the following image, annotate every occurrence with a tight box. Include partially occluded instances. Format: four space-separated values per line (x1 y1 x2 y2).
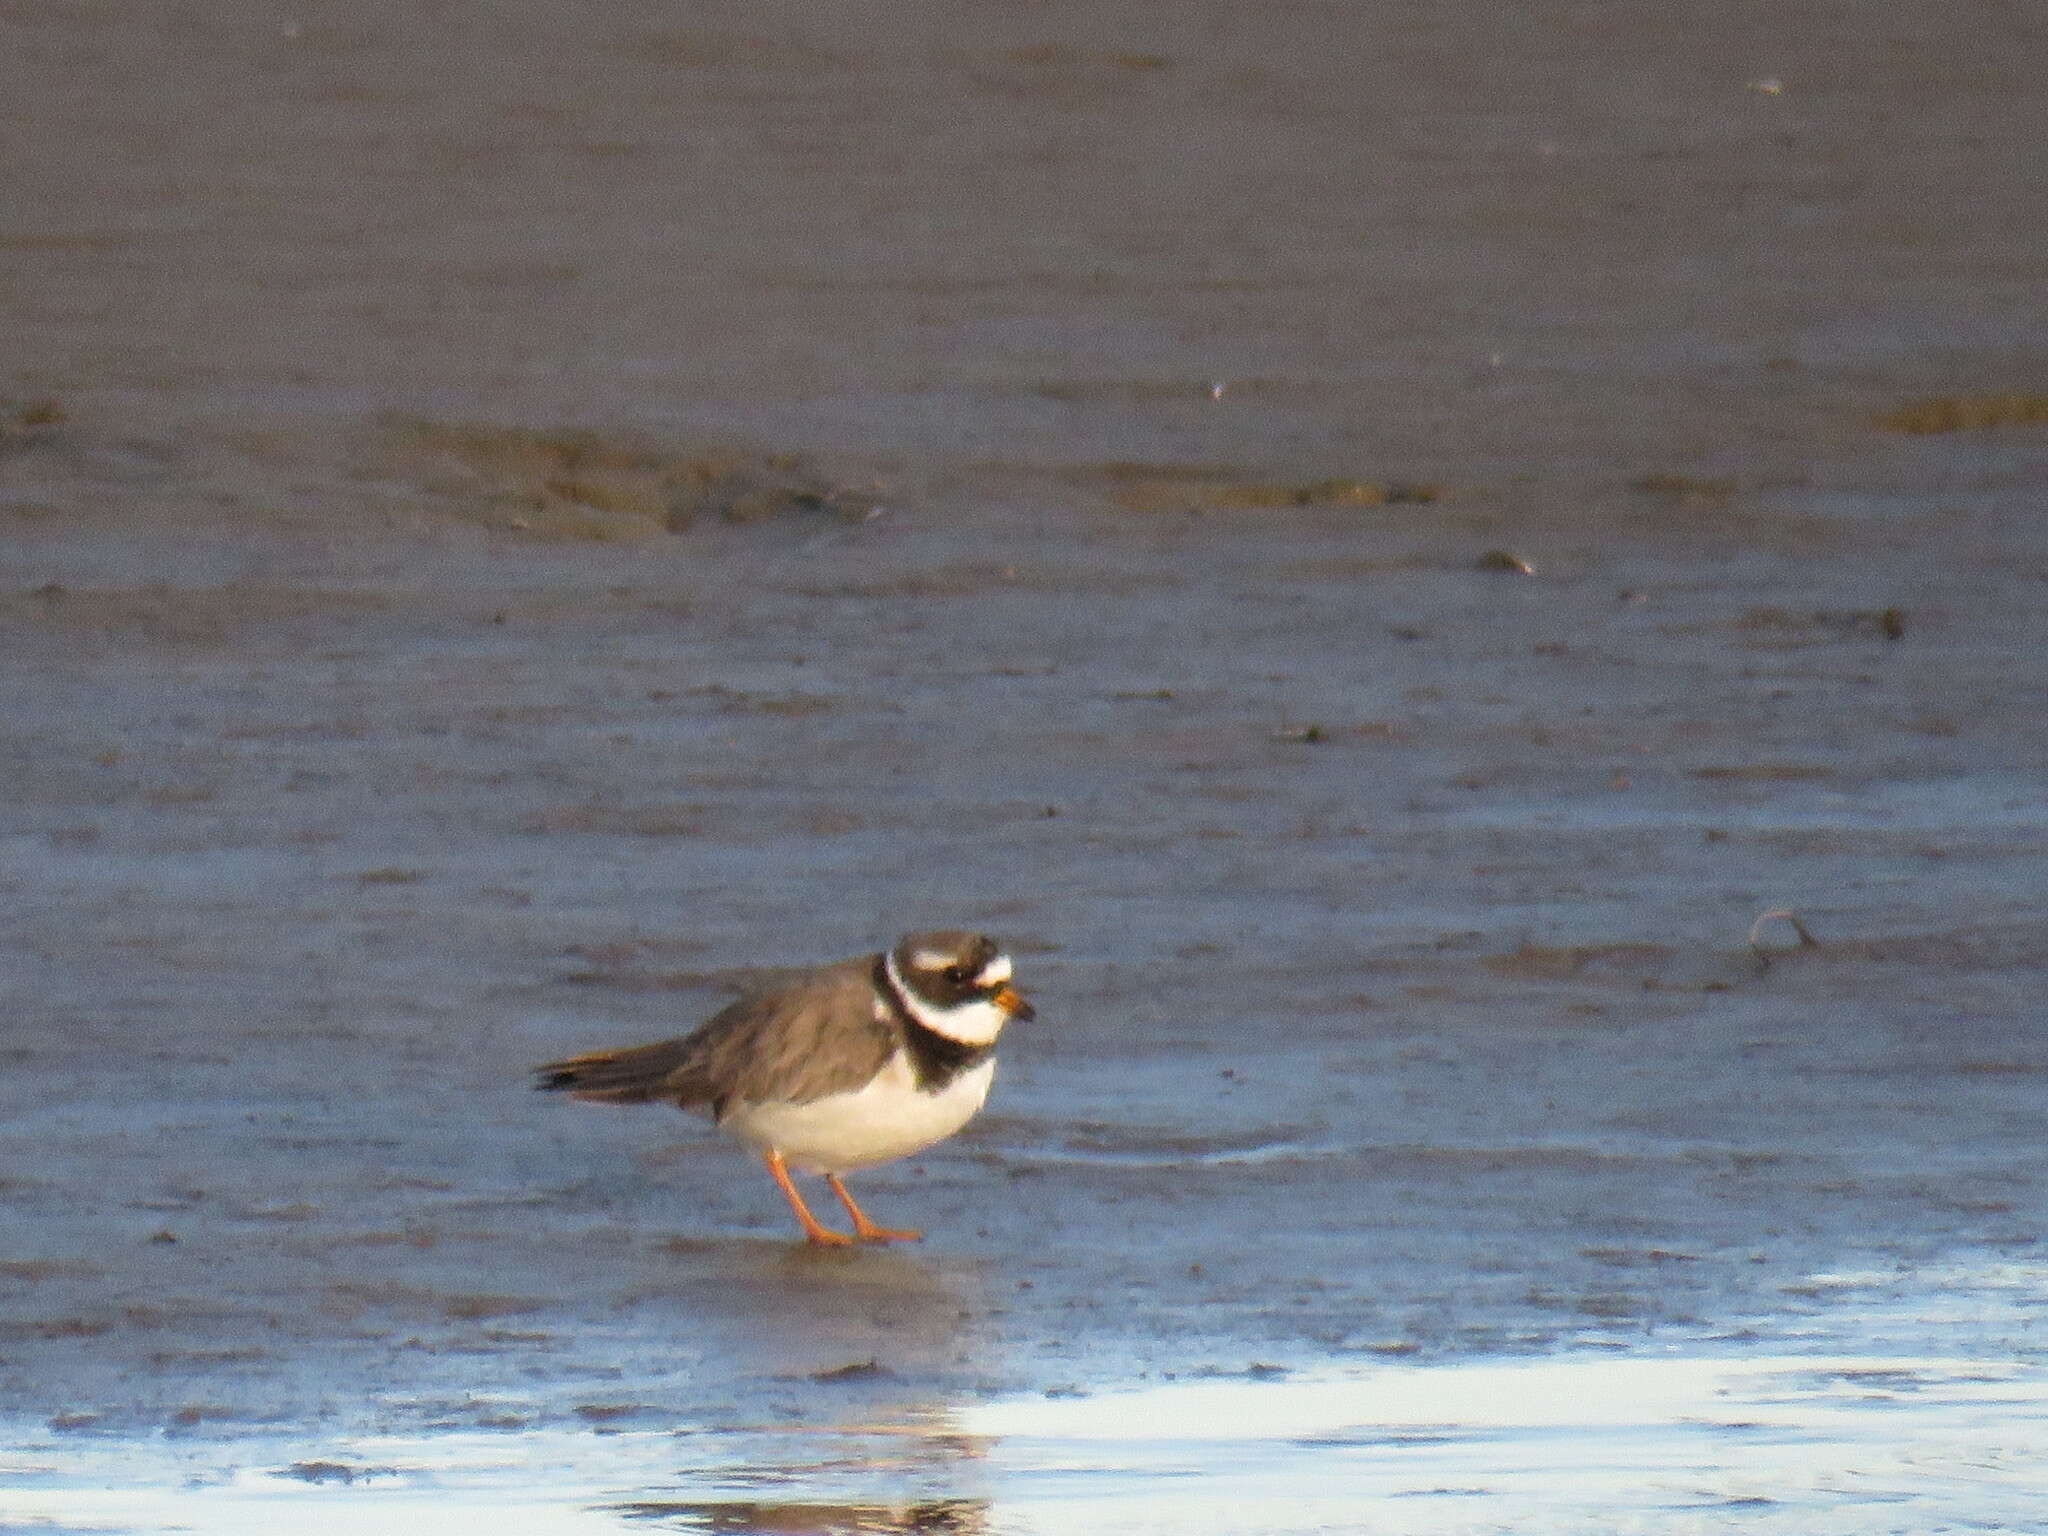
533 954 898 1116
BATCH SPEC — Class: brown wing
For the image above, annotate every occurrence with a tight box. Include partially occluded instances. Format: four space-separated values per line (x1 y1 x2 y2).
534 954 898 1115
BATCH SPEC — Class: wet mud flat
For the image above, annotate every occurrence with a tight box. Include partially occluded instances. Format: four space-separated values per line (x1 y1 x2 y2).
6 0 2048 1531
2 417 2044 1532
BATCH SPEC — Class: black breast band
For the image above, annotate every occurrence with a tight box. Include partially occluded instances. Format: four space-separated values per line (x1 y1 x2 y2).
873 956 996 1092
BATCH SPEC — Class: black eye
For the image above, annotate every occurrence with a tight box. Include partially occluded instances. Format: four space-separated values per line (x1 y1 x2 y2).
943 964 969 985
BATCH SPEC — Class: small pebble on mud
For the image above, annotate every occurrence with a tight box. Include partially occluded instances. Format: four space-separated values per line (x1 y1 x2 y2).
1476 549 1535 574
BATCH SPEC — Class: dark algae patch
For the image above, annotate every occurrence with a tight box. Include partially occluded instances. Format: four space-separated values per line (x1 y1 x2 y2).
380 416 885 540
1876 394 2048 434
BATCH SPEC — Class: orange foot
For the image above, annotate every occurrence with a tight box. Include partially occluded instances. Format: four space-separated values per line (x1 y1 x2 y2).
852 1219 923 1243
763 1150 856 1246
828 1174 923 1243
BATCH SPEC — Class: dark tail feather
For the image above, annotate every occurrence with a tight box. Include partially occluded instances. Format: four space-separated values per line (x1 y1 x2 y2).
533 1039 697 1105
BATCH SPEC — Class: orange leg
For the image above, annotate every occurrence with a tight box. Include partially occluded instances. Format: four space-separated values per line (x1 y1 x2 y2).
826 1173 923 1243
764 1150 853 1246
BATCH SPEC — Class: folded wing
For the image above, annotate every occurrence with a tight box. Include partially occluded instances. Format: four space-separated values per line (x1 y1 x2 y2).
533 954 899 1117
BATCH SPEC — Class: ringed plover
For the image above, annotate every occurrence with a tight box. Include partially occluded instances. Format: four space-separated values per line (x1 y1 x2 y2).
535 930 1033 1245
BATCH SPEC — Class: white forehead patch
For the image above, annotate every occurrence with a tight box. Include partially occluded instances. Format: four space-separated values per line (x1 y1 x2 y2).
976 954 1013 987
885 951 1010 1046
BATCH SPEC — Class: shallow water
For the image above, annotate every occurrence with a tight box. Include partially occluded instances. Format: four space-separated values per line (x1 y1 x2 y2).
10 1261 2046 1534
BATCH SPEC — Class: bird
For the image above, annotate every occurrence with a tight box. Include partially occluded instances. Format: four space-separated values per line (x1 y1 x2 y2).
534 930 1034 1245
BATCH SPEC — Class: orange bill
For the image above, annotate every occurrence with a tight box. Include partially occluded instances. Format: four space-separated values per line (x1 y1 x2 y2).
993 985 1035 1022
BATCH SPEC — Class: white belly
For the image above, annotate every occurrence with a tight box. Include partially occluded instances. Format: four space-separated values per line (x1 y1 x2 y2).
719 1054 995 1174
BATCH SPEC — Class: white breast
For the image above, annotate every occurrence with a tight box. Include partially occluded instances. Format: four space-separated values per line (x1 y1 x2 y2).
718 1053 996 1175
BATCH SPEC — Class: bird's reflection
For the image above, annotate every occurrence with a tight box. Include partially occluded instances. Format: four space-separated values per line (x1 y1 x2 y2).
594 1241 997 1533
621 1238 990 1382
611 1496 989 1533
598 1415 993 1536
